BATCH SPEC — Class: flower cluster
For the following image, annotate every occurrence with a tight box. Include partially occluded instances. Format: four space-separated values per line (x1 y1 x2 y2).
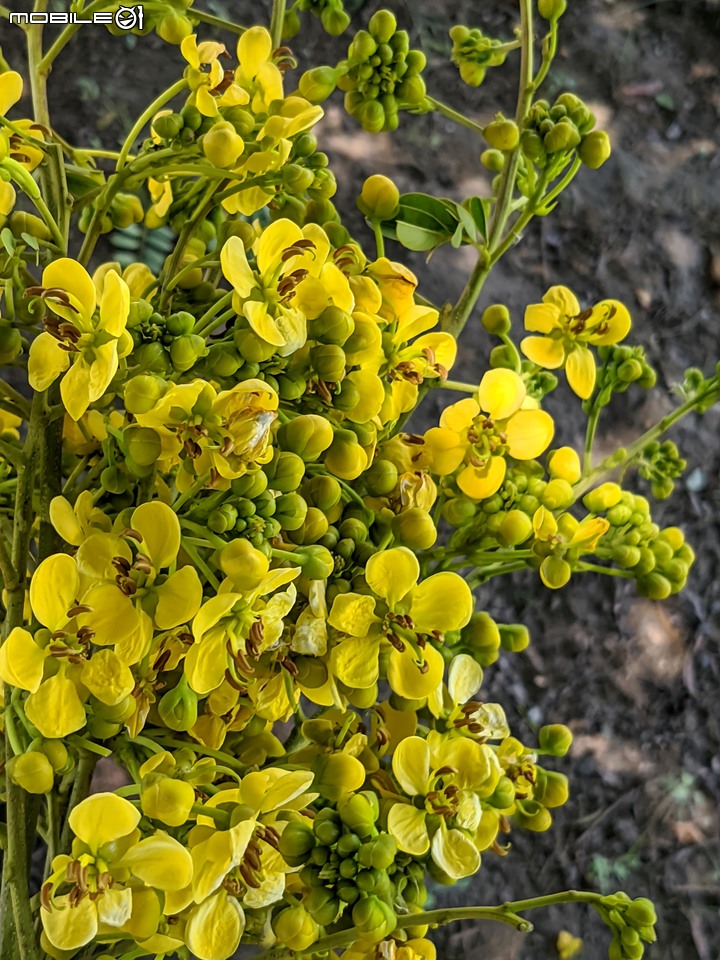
1 6 717 960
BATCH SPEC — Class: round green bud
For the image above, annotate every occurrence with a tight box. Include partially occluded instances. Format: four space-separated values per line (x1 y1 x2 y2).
538 723 573 757
547 446 581 484
489 344 517 369
170 333 206 373
313 808 342 846
541 478 575 510
481 148 505 171
278 415 334 462
442 496 477 526
368 9 397 43
272 906 319 952
481 303 512 336
325 432 367 480
156 10 192 43
544 118 581 153
391 507 437 549
10 211 53 241
639 572 672 601
497 509 533 547
304 887 341 926
583 482 623 513
337 833 362 858
7 752 54 794
578 130 612 169
273 493 308 532
321 6 351 35
299 66 341 105
513 799 552 832
310 343 346 382
109 192 144 229
0 325 22 364
352 895 396 941
461 611 501 664
264 450 306 493
298 545 334 581
123 425 162 467
499 623 530 652
357 174 400 221
202 121 245 168
538 0 567 20
484 118 520 152
288 506 328 544
157 679 198 732
363 458 398 496
338 792 379 836
625 898 657 928
357 100 387 134
534 769 569 808
152 111 184 140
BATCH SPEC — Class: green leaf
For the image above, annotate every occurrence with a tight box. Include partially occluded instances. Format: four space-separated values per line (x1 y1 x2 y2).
0 228 15 255
450 222 465 249
455 204 478 244
461 196 490 239
396 221 449 252
20 232 40 251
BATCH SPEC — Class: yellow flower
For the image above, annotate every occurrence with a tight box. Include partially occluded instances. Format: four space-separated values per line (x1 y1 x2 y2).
425 368 554 500
50 491 111 547
387 731 501 878
0 72 45 170
28 259 130 420
234 26 283 113
221 220 352 355
0 71 23 117
327 547 472 701
41 793 192 952
521 285 631 399
532 506 610 588
181 36 246 117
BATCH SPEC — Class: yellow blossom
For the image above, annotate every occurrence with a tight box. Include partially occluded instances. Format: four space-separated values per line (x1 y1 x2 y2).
521 285 631 399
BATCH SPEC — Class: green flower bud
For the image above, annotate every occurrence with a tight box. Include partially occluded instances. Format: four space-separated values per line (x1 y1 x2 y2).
357 100 387 134
578 130 612 169
484 117 520 151
360 833 397 870
541 478 575 510
202 121 245 168
487 775 515 809
0 324 22 364
338 881 360 903
538 0 567 20
7 751 54 794
10 211 53 241
613 545 641 568
221 105 255 136
110 192 143 229
325 431 367 480
583 482 623 512
310 343 346 382
391 507 437 549
534 769 569 808
368 9 397 43
338 791 379 836
152 111 184 139
294 656 329 688
363 458 398 496
352 895 396 941
272 906 319 952
298 545 334 580
480 148 505 171
170 333 207 373
299 66 343 104
350 30 377 62
638 572 672 600
157 678 198 732
321 6 351 35
514 799 552 832
396 75 426 105
544 118 581 153
498 509 533 546
275 493 309 532
282 7 301 39
625 898 657 928
337 833 362 858
305 886 342 925
461 611 501 664
264 450 305 493
489 344 517 369
499 623 530 652
538 723 573 757
357 174 400 221
278 414 334 462
288 506 329 544
481 303 511 335
156 10 192 43
123 425 162 467
313 808 342 846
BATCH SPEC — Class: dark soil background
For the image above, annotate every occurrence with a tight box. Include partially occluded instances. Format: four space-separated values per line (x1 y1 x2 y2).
3 0 720 957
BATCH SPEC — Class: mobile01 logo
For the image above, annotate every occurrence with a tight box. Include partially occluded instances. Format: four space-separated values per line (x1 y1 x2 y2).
10 5 144 29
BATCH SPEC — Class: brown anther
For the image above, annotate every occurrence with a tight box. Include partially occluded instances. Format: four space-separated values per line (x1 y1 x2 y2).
403 433 425 445
244 845 262 871
224 668 244 692
375 728 390 747
184 437 203 459
261 825 280 849
76 626 95 644
280 657 299 677
444 785 460 798
117 575 137 596
178 631 194 646
388 633 406 653
50 630 68 641
315 379 333 404
434 765 458 777
223 877 243 896
219 436 235 457
66 604 92 618
153 649 172 673
112 556 132 574
239 862 261 888
40 882 53 912
122 527 143 543
417 659 429 675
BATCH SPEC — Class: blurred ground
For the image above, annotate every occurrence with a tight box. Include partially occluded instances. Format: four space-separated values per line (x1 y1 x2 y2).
10 0 720 957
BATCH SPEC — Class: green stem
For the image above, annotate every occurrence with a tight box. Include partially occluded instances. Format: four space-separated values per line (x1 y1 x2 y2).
193 291 234 336
158 179 219 310
439 380 478 393
269 0 287 49
37 0 111 74
191 8 247 34
116 79 188 171
372 219 386 258
426 96 486 136
531 21 559 92
58 751 97 855
173 471 211 512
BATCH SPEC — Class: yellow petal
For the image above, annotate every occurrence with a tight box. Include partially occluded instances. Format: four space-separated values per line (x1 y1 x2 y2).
505 409 555 460
81 649 135 706
423 427 466 475
0 71 23 115
131 500 181 569
77 583 140 647
431 826 480 879
392 736 430 795
366 547 419 608
327 593 379 637
97 886 133 929
448 654 484 706
60 358 92 421
49 496 84 546
543 284 580 317
154 565 203 630
565 346 596 399
220 236 255 299
590 299 631 345
28 332 70 393
69 792 140 849
411 572 473 634
387 804 429 856
524 302 561 334
186 891 245 960
30 554 80 630
122 833 194 891
98 268 129 338
478 368 526 420
0 627 46 692
244 300 286 348
332 635 381 689
520 335 565 369
42 896 97 951
43 258 96 321
255 218 303 276
185 628 228 696
457 456 506 500
387 643 445 701
87 341 118 402
237 25 273 78
533 505 558 539
439 396 478 432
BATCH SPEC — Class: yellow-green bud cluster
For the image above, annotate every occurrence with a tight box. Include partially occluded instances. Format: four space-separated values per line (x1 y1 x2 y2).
449 26 511 87
338 11 427 132
106 0 194 44
594 893 658 959
285 0 351 38
521 93 610 172
637 440 686 500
